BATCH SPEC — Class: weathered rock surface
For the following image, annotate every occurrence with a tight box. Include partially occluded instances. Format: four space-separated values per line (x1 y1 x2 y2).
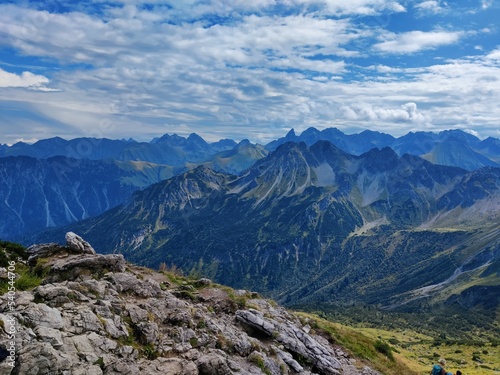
0 234 381 375
65 231 96 254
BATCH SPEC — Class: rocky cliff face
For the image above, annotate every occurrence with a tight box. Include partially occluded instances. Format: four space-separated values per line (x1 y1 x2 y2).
0 234 380 375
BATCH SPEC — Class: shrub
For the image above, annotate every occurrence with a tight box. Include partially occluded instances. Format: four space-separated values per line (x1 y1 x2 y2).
374 340 394 361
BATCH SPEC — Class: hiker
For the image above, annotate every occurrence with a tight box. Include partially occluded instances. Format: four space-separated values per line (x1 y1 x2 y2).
430 358 447 375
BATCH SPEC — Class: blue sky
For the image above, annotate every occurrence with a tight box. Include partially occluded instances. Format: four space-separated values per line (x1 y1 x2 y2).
0 0 499 145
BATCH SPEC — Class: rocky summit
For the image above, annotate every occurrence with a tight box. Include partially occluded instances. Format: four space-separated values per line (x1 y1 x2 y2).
0 234 380 375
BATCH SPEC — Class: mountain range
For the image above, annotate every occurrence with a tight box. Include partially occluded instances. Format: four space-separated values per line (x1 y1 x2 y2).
1 128 499 239
24 141 500 331
2 128 499 170
268 128 500 170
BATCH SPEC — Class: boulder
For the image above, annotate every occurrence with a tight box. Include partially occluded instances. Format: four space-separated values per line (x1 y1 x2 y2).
141 358 198 375
65 231 96 254
47 254 126 281
197 351 233 375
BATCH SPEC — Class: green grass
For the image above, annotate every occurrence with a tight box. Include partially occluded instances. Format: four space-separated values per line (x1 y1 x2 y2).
296 312 421 375
332 324 500 375
0 263 45 294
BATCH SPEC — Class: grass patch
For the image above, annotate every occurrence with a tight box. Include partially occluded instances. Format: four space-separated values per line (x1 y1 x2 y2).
296 312 420 375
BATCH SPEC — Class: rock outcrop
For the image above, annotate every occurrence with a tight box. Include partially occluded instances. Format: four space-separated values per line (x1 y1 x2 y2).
0 234 381 375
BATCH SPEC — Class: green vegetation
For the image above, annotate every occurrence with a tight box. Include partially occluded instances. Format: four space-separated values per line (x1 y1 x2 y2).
298 308 500 375
0 240 28 266
93 357 105 371
248 352 272 375
296 312 419 375
0 241 46 293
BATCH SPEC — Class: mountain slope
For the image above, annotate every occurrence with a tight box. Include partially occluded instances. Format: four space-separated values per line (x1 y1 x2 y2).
27 142 500 325
1 236 403 375
0 156 177 239
198 139 269 175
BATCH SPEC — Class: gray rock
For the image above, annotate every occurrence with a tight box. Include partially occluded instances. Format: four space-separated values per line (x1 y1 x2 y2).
136 321 159 344
27 242 62 265
15 342 73 374
71 365 104 375
24 303 64 329
142 358 198 374
248 351 282 375
48 253 126 281
34 326 64 349
68 334 100 360
106 272 162 297
1 239 381 375
34 284 89 307
104 359 140 374
236 310 341 375
102 316 129 339
126 303 150 324
65 231 96 254
274 346 304 373
197 351 233 375
72 309 105 334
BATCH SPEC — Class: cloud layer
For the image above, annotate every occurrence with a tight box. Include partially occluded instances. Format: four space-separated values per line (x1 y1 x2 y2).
0 0 499 144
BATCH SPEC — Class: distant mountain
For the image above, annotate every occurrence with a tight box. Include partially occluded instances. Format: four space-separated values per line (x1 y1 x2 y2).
477 136 500 163
0 156 177 239
421 140 498 171
0 133 237 166
198 140 269 175
3 128 498 171
266 127 396 154
0 135 259 239
2 137 134 160
267 128 500 170
27 141 500 318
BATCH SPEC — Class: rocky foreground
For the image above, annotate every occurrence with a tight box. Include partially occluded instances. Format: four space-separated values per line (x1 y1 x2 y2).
0 233 380 375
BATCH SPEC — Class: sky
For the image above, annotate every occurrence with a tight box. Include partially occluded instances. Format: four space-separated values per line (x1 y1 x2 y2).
0 0 499 145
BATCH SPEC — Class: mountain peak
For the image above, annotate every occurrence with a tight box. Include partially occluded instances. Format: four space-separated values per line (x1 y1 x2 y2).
238 138 251 147
187 132 207 143
361 146 399 171
285 128 296 139
302 127 320 136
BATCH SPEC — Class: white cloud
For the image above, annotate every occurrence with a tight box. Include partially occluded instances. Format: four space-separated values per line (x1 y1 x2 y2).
0 68 56 92
374 30 464 54
320 0 406 15
415 1 447 14
339 102 430 123
0 2 499 144
485 48 500 60
481 0 493 10
464 129 480 138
